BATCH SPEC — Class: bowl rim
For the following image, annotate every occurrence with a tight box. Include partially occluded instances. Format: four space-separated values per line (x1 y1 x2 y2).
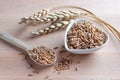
64 18 109 52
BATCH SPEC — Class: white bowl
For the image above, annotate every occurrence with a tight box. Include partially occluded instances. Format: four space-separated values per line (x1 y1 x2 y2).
64 18 109 54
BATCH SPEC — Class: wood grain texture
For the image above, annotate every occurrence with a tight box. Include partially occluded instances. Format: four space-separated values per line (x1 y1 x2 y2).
0 0 120 80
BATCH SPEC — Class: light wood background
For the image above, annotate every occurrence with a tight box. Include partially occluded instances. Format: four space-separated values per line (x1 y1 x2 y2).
0 0 120 80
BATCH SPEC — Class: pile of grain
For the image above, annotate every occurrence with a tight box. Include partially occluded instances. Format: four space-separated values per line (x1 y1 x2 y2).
29 46 55 65
67 20 106 49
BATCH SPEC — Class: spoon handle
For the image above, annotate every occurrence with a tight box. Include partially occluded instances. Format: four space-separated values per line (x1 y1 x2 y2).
0 31 31 51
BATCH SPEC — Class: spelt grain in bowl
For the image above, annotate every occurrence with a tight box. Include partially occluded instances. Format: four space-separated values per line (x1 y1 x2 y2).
64 19 109 54
67 20 107 49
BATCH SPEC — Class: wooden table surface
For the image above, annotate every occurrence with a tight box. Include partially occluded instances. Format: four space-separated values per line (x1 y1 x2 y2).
0 0 120 80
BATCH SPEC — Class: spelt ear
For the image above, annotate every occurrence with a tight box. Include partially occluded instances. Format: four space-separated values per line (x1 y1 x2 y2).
19 10 80 25
19 9 49 24
31 21 70 36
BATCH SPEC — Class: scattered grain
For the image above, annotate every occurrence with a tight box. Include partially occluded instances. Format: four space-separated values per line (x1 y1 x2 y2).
76 60 80 64
28 74 33 76
53 47 58 50
59 50 67 53
32 70 39 74
44 76 49 79
75 66 78 71
61 45 65 48
18 52 24 55
54 54 74 72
